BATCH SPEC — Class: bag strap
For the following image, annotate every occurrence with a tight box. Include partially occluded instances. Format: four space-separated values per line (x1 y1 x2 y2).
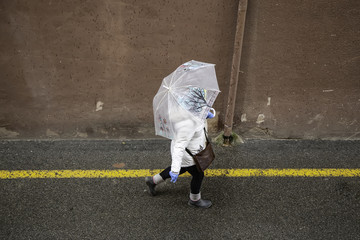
204 127 210 143
185 147 194 156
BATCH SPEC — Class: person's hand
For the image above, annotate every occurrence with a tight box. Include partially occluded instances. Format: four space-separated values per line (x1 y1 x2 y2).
207 111 214 119
206 108 216 119
169 171 179 183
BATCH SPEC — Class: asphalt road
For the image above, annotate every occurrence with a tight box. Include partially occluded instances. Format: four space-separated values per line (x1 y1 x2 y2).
1 139 360 239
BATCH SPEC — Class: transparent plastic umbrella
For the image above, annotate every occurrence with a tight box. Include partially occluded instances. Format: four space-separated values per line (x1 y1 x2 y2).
153 60 220 139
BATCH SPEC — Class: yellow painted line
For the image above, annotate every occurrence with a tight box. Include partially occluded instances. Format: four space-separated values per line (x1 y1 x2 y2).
0 169 360 179
0 169 162 179
205 169 360 177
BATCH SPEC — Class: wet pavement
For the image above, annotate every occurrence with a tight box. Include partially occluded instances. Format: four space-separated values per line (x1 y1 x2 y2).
1 139 360 239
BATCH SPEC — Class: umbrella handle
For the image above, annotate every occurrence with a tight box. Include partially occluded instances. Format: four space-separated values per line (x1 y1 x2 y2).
209 108 216 117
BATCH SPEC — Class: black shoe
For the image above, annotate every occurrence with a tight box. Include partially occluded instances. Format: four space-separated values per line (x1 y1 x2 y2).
188 199 212 208
145 177 157 196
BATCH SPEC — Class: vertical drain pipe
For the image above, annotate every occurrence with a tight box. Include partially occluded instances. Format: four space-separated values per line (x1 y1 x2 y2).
223 0 248 145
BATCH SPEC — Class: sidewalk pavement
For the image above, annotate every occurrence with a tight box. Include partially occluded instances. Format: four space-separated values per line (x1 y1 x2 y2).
0 139 359 239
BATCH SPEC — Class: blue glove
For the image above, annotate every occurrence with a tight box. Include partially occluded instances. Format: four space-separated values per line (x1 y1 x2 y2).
207 111 215 119
207 108 216 119
169 171 179 183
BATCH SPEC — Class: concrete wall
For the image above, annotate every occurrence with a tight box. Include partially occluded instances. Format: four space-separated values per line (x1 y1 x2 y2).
0 0 359 139
236 0 360 139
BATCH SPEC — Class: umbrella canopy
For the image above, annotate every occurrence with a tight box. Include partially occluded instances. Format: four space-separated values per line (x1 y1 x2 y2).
153 60 220 139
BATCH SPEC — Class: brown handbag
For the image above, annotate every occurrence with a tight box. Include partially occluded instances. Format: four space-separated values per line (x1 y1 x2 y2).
185 128 215 172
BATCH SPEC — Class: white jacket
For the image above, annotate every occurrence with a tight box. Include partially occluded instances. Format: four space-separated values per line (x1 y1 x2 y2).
170 108 207 174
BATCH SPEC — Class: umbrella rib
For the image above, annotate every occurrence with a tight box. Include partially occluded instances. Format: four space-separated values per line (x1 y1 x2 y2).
169 70 177 86
171 71 187 87
170 85 220 92
171 66 211 87
154 91 169 114
167 93 173 138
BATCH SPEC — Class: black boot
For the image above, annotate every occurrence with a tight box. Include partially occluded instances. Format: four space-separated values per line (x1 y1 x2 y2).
145 177 157 196
188 199 212 208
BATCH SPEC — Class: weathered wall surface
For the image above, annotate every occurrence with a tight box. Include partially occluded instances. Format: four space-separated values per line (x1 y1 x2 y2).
0 0 237 138
0 0 359 139
235 0 360 139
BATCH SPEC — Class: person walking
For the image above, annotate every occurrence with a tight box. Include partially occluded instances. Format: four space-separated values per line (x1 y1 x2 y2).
145 107 215 208
149 60 219 208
